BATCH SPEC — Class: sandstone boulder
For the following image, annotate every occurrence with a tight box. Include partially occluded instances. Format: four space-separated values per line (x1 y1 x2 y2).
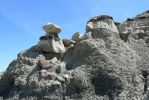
43 23 61 35
72 32 83 42
37 23 67 54
37 38 66 54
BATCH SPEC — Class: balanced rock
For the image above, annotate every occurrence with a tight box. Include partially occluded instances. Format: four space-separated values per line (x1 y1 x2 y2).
43 23 61 34
37 23 66 54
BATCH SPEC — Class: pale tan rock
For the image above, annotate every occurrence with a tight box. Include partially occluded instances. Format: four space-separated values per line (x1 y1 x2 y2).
72 32 83 42
43 23 61 34
38 23 68 54
38 38 66 53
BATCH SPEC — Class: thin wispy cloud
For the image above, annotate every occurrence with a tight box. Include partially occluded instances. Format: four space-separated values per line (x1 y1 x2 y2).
0 10 42 37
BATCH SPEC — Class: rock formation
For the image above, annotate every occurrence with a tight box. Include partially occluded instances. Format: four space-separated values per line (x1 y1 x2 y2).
37 23 66 54
1 10 149 100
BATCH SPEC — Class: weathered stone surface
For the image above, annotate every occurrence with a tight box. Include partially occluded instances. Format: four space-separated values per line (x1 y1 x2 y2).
1 11 149 100
38 59 51 69
38 57 66 74
63 39 75 47
43 23 61 34
37 23 67 54
37 37 66 53
72 32 83 42
118 11 149 72
87 15 119 33
49 57 58 64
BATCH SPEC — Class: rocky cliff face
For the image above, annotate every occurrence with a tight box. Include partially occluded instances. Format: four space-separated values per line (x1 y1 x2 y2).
1 11 149 100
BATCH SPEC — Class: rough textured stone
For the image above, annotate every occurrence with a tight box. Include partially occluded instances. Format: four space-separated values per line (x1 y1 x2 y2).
49 57 58 64
63 39 75 47
87 15 119 33
1 11 149 100
38 59 51 69
37 37 66 54
43 23 61 34
37 23 67 54
72 32 83 42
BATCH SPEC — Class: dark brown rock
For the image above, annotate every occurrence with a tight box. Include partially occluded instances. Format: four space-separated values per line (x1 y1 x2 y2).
38 59 52 69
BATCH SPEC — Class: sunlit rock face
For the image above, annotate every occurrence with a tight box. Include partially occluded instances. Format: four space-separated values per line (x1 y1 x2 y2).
1 11 149 100
86 15 119 34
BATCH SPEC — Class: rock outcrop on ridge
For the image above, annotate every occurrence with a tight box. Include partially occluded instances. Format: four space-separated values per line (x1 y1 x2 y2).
1 11 149 100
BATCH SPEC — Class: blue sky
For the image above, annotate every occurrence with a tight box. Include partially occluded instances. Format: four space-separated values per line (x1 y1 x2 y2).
0 0 149 71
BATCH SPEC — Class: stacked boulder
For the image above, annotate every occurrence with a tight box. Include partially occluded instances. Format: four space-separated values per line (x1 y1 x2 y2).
37 23 66 54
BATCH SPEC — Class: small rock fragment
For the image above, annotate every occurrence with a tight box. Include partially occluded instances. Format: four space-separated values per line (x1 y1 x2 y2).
51 80 61 87
56 76 65 83
56 62 66 74
50 57 58 64
47 72 57 80
38 59 52 69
